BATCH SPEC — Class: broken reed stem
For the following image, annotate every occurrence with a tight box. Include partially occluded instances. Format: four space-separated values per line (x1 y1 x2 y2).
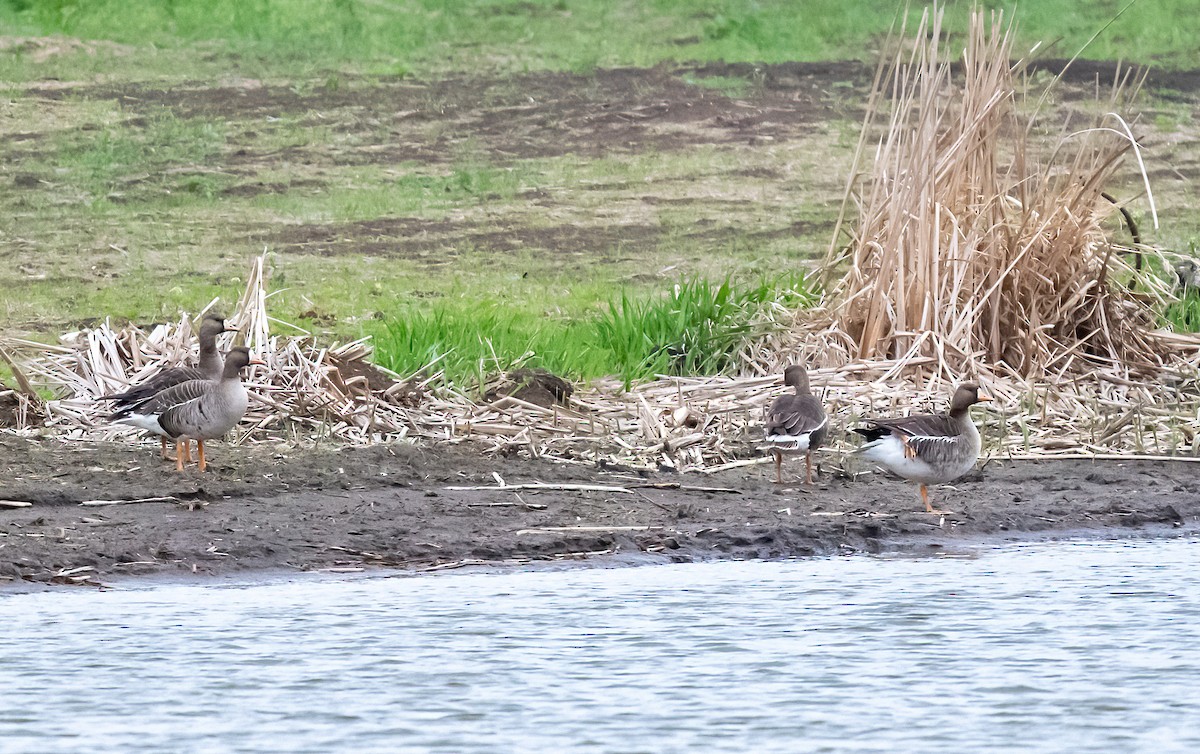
78 496 179 507
445 482 635 494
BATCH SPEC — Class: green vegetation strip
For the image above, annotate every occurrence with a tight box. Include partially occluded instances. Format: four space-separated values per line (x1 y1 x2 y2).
1 0 1197 77
373 276 818 385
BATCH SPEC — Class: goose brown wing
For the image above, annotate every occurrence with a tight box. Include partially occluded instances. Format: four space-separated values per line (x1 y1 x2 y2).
869 413 963 459
766 395 827 436
103 366 206 407
871 413 955 439
112 378 212 421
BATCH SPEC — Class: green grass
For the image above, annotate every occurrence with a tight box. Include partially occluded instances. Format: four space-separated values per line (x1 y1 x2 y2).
252 161 534 222
682 73 756 98
1163 268 1200 332
1164 293 1200 331
372 275 817 386
52 110 229 204
0 0 1197 80
594 277 816 379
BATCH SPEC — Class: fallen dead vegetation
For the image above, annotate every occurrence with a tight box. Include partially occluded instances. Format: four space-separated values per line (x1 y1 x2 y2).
4 8 1200 470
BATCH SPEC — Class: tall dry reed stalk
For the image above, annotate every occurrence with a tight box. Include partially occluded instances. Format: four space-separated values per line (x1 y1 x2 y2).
734 4 1200 456
818 5 1177 381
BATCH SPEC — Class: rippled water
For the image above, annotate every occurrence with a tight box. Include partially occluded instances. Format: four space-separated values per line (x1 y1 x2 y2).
3 538 1199 753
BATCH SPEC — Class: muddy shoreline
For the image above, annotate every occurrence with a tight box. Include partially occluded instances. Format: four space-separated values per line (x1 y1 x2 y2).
2 435 1196 587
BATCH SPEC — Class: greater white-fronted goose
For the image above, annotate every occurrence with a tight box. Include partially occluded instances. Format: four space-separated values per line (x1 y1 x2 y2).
112 347 261 472
102 313 234 460
854 383 991 513
764 364 828 485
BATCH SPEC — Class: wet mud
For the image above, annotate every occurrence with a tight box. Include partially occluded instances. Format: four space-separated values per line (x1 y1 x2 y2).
2 435 1195 586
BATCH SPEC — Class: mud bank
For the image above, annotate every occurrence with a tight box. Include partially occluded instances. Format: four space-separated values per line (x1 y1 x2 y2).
1 435 1197 586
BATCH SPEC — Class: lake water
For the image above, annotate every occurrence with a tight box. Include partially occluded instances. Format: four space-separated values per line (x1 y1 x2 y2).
2 537 1198 753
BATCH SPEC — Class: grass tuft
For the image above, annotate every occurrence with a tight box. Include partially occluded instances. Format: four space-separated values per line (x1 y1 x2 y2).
595 277 816 381
1163 290 1200 332
373 275 817 387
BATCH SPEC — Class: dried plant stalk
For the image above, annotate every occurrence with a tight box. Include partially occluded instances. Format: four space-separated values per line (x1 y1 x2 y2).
819 6 1177 378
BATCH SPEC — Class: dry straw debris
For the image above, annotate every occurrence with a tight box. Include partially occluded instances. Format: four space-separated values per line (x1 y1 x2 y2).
4 6 1200 468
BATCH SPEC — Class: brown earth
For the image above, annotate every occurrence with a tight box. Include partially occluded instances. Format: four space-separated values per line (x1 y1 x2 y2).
48 63 863 164
1 434 1195 587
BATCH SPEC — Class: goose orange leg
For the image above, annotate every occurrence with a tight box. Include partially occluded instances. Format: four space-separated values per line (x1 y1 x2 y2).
175 441 185 472
160 437 170 461
773 450 783 484
197 440 207 473
183 440 192 465
920 484 951 515
805 453 814 486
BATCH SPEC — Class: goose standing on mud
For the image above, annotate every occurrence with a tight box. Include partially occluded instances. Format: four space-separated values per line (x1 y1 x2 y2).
111 347 262 472
764 364 828 485
101 313 234 460
854 383 991 514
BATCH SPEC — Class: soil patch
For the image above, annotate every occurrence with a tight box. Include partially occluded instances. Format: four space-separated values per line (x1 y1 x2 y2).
36 63 868 168
31 60 1200 170
1 435 1195 586
257 216 813 260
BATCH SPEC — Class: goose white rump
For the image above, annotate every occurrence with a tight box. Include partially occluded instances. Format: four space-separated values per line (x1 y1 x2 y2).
763 417 828 454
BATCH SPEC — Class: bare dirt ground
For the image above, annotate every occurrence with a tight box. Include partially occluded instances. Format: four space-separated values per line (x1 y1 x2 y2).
2 435 1196 587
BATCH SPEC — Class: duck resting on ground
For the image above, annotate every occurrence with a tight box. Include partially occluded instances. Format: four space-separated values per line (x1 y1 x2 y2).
764 364 828 485
101 313 235 461
111 346 262 472
853 383 991 514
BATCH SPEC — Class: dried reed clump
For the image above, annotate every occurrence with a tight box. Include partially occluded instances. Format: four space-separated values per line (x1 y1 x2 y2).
817 6 1182 379
736 5 1200 459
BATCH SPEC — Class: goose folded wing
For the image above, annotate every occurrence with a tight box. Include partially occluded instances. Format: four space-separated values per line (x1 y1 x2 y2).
767 396 827 436
104 366 206 404
872 414 960 457
873 414 954 439
128 378 213 416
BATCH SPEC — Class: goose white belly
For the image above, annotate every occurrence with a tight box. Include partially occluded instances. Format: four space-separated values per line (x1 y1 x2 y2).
859 435 977 485
116 413 174 438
